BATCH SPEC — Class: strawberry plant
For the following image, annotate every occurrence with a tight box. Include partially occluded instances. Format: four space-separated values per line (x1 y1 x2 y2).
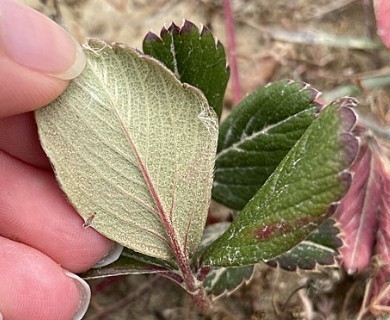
35 21 389 318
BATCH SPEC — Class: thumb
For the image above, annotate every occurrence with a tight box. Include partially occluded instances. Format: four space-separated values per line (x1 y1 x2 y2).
0 0 85 117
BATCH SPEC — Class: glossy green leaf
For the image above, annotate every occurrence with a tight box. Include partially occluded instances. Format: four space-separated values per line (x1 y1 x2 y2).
143 20 229 119
194 223 254 298
204 265 254 299
267 219 342 271
81 248 172 279
213 80 320 210
35 39 218 263
201 99 358 267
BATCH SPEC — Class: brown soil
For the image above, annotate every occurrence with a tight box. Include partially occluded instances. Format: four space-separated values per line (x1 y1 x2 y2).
21 0 390 319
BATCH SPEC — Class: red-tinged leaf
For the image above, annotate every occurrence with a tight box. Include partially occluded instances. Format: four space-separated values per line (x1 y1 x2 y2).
335 144 382 274
267 219 342 271
375 0 390 48
201 101 359 267
368 155 390 316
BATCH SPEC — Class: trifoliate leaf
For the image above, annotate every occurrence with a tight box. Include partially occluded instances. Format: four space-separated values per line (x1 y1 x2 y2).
201 99 359 267
213 80 320 210
35 39 218 263
143 20 229 119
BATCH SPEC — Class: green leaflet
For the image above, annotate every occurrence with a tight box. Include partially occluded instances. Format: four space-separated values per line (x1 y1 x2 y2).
143 20 229 119
197 223 254 298
35 40 218 263
81 248 175 279
213 80 320 210
201 100 358 267
204 265 254 299
267 219 342 271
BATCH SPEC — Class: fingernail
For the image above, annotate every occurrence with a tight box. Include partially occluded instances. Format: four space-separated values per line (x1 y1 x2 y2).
93 242 123 268
0 0 85 80
0 311 3 320
65 271 91 320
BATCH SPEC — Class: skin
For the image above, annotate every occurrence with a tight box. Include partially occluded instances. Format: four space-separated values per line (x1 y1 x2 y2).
376 0 390 48
0 1 112 319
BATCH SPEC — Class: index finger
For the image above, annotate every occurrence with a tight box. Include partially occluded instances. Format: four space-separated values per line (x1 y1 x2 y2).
0 0 85 117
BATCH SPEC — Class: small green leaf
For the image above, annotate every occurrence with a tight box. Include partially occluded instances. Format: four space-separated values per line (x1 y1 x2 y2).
267 219 342 271
204 265 254 299
201 99 358 267
35 40 218 263
194 223 254 299
81 248 172 279
213 80 320 210
143 20 229 119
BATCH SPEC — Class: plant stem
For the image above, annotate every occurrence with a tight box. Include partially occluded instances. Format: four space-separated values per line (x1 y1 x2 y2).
190 283 211 315
168 232 212 313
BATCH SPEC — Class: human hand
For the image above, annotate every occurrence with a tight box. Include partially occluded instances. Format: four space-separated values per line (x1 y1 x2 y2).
0 1 122 319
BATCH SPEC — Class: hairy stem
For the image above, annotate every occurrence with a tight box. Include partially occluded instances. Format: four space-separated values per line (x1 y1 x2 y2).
168 231 211 313
190 283 211 314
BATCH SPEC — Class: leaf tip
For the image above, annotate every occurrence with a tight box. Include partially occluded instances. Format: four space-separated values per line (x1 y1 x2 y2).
339 105 358 132
336 104 360 170
182 19 198 34
143 31 162 45
284 81 323 114
200 24 212 37
168 21 180 35
160 26 169 38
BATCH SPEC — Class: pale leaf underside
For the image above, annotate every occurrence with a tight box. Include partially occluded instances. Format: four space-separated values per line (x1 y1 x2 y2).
35 40 218 262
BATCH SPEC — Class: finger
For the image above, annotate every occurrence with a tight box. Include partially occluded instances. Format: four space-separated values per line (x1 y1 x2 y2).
376 0 390 48
0 112 51 169
0 0 85 117
0 236 90 320
0 150 113 273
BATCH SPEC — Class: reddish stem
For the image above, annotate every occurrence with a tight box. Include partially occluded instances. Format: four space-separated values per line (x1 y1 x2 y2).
224 0 242 105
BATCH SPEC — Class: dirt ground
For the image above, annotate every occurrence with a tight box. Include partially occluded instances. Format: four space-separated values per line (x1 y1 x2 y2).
20 0 390 319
